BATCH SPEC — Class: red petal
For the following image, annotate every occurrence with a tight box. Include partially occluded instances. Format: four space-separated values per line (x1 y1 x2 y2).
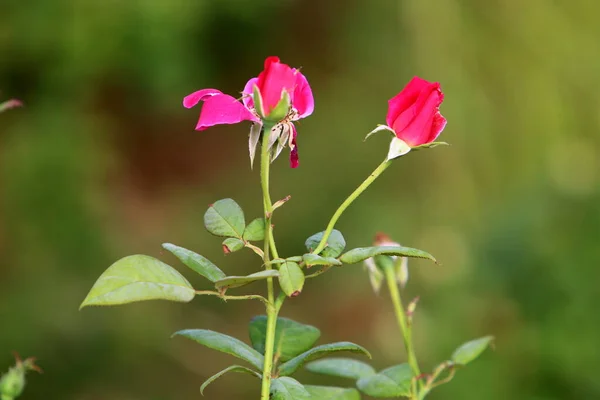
256 56 296 114
386 77 431 127
428 111 447 142
395 89 444 146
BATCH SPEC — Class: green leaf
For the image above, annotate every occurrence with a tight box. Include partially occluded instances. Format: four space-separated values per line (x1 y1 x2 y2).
303 254 342 268
249 316 321 362
279 262 305 297
451 336 494 365
305 358 376 380
80 255 195 309
204 198 245 238
339 246 437 264
200 365 260 395
172 329 264 370
278 342 371 377
243 218 266 241
356 364 413 398
304 385 361 400
162 243 226 282
214 270 279 290
222 238 245 253
271 377 311 400
305 230 346 258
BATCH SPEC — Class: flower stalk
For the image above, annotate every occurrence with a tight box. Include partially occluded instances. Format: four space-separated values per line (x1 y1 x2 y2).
311 158 392 255
259 122 280 400
382 262 422 398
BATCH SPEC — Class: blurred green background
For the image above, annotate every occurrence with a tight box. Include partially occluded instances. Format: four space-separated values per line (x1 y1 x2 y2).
1 0 599 399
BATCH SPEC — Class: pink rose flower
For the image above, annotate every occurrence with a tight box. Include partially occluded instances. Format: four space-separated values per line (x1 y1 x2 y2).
183 56 314 168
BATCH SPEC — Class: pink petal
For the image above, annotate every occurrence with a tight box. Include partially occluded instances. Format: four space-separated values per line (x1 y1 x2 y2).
386 77 438 127
242 77 258 109
257 56 297 114
194 93 259 131
427 111 447 143
292 70 314 119
395 89 443 146
183 89 223 109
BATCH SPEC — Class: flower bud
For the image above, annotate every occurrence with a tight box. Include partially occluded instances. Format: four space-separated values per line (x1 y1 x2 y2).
0 355 41 400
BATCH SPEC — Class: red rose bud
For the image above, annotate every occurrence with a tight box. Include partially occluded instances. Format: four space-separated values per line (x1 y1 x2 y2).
367 77 447 159
387 77 446 147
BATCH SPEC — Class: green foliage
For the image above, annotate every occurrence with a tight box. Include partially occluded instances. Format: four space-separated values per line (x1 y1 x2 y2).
248 316 321 362
305 230 346 258
304 385 361 400
172 329 264 370
451 336 494 366
339 246 436 264
222 237 245 253
278 261 305 297
356 364 413 398
214 270 279 290
302 254 342 268
270 377 311 400
278 342 371 377
305 358 376 380
200 365 260 395
161 243 226 282
243 218 266 241
80 255 195 308
204 199 246 238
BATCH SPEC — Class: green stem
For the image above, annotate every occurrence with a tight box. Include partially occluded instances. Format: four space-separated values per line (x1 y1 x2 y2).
383 264 422 397
260 123 280 400
311 158 392 255
194 291 269 306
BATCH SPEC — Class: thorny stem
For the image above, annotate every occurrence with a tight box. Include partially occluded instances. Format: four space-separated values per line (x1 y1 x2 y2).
259 123 282 400
311 158 392 255
383 263 422 398
194 291 269 306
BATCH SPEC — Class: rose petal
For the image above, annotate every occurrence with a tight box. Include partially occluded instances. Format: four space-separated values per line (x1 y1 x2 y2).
395 89 442 146
257 56 297 114
183 89 223 109
194 93 259 131
292 70 314 118
428 111 447 143
242 77 258 109
386 77 440 127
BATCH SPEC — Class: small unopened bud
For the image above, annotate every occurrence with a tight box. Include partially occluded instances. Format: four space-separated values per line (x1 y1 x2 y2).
407 296 420 326
395 256 409 288
0 354 41 400
364 258 384 294
407 296 420 316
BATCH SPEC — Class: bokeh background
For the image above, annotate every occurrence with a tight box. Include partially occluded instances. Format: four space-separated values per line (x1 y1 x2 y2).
1 0 599 399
